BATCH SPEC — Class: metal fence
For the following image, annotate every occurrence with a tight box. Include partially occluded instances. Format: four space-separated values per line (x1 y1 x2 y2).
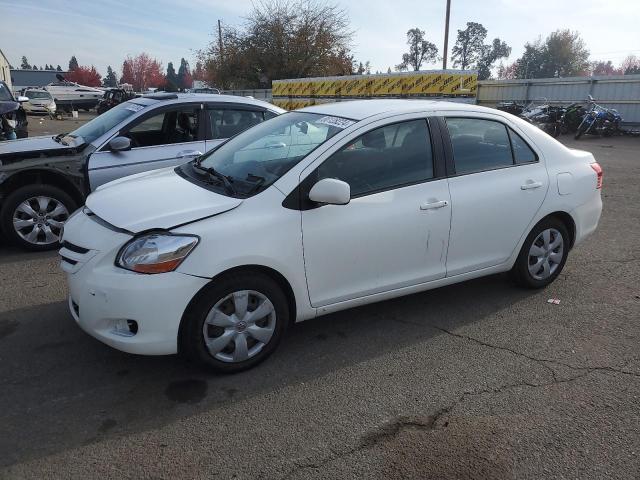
221 89 272 101
477 74 640 124
224 75 640 124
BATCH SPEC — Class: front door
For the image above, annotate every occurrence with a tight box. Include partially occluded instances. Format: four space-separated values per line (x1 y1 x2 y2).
88 105 205 190
442 116 549 276
301 118 451 307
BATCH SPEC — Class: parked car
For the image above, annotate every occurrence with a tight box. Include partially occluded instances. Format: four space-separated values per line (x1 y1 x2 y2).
60 100 603 373
0 81 28 140
21 89 56 115
96 87 135 115
0 93 284 250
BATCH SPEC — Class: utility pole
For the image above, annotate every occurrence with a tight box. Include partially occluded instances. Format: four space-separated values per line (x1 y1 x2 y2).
442 0 451 70
218 19 224 58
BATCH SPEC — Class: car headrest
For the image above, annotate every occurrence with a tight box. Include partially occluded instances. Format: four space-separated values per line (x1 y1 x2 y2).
361 129 386 149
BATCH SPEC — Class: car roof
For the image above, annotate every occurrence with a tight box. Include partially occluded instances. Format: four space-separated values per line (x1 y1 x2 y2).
298 99 493 120
132 93 285 112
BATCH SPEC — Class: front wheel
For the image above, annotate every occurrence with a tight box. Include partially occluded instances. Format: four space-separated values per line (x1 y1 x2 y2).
0 184 77 251
511 218 570 289
181 272 289 373
574 122 587 139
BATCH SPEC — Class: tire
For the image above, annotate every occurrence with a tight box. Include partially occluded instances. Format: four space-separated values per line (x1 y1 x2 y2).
510 218 570 289
574 124 586 139
181 271 289 373
0 184 77 251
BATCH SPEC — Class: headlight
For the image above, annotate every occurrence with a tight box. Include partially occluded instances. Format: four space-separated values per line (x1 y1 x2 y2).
116 233 199 274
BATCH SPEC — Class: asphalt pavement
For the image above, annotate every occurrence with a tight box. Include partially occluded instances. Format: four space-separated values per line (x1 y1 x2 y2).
0 135 638 479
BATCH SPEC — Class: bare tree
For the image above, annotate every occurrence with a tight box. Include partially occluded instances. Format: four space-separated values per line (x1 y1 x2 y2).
396 28 438 71
199 0 356 89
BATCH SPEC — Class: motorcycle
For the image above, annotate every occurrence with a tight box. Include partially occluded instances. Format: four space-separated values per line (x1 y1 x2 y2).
519 99 564 138
559 103 587 134
574 95 623 139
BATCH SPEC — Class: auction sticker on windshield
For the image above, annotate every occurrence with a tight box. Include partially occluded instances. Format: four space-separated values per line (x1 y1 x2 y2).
316 116 355 129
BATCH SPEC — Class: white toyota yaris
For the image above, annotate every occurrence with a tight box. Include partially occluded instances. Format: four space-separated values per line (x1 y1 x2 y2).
60 100 603 372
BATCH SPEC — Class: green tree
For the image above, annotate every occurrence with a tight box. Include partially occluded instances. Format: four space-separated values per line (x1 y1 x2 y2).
68 56 79 71
56 65 63 71
165 62 178 91
20 56 31 69
396 28 438 71
177 58 191 90
103 65 118 87
451 22 487 70
477 38 511 80
514 30 589 78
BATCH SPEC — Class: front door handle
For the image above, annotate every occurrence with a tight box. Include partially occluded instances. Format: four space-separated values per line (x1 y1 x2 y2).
420 200 449 210
176 150 203 159
521 180 543 190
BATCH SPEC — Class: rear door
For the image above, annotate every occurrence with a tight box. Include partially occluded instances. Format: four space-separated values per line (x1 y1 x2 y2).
88 103 206 190
441 115 549 276
204 105 277 152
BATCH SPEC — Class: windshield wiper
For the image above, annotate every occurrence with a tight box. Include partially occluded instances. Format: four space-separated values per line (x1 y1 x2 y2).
192 162 237 196
244 174 266 196
53 133 67 145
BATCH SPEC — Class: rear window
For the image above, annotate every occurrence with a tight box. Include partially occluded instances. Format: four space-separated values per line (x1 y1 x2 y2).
446 118 538 174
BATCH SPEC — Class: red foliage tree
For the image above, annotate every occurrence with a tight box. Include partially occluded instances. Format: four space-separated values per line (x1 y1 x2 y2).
121 53 165 91
66 65 102 87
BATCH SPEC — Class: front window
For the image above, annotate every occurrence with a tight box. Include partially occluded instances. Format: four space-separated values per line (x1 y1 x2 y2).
65 101 143 145
25 90 52 100
191 112 354 197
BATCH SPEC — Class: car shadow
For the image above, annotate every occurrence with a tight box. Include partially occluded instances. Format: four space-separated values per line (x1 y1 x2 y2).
0 272 533 467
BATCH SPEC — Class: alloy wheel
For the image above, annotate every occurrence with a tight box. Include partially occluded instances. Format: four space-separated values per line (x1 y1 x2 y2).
528 228 564 281
202 290 277 363
12 196 69 246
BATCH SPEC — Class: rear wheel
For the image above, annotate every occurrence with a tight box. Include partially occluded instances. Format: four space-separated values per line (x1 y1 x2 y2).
0 184 77 251
181 271 289 373
511 218 569 289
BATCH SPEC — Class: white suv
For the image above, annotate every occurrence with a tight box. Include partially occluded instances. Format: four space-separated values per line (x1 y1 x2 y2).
60 100 603 373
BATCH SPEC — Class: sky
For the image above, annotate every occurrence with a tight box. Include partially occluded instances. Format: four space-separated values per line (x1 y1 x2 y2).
1 0 639 78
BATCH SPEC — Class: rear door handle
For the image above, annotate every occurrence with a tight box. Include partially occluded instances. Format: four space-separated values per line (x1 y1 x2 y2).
521 180 543 190
420 200 449 210
176 150 203 159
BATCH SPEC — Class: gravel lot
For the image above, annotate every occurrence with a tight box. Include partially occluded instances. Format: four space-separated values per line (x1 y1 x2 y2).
24 111 97 137
0 135 638 479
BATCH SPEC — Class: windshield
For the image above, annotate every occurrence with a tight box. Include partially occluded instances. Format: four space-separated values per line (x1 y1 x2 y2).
0 83 13 101
25 91 52 99
66 101 144 144
196 111 354 196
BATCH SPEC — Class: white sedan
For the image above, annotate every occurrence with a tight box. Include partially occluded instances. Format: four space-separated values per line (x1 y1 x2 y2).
60 100 603 372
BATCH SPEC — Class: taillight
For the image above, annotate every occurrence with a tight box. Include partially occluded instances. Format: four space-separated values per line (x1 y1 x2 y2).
590 162 603 189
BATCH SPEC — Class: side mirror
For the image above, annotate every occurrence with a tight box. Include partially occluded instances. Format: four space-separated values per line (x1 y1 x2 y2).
17 96 29 103
109 136 131 152
308 178 350 205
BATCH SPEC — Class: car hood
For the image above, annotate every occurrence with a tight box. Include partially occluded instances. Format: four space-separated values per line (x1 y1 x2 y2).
0 135 84 163
85 167 243 232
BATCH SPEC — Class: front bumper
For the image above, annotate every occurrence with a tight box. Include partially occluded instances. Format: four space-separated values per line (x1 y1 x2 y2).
61 210 209 355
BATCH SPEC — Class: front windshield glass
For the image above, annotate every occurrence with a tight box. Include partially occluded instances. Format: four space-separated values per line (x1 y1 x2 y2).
0 83 13 101
66 101 144 145
197 111 355 196
25 91 52 99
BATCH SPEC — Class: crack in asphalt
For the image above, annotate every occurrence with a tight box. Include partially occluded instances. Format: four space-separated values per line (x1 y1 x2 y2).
278 326 639 480
429 324 640 379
